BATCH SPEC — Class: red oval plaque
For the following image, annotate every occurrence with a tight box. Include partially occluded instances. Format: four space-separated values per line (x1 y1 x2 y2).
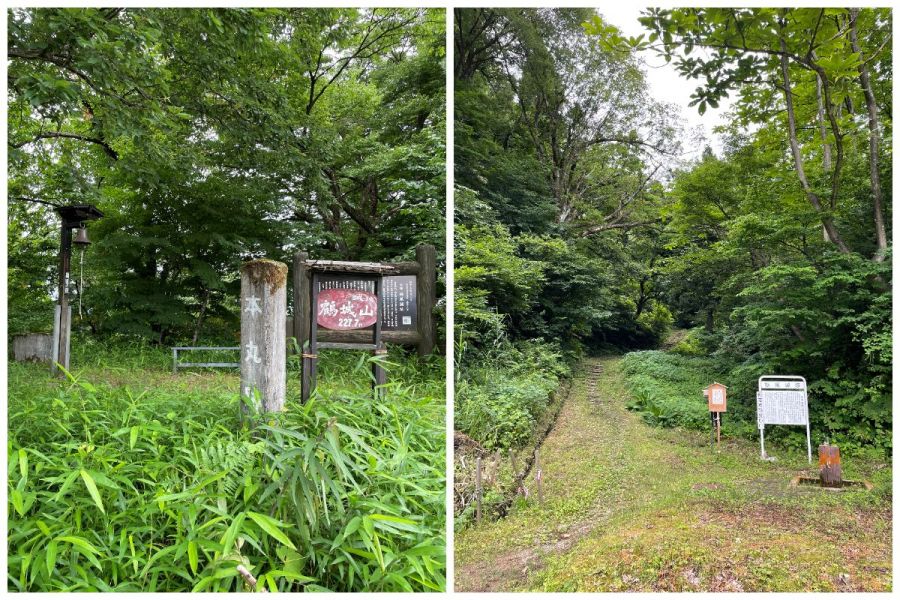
316 288 378 330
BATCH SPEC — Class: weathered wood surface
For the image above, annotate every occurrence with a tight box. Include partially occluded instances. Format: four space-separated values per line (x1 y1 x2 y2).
285 317 420 345
291 252 310 354
291 247 434 351
241 259 287 413
415 244 437 356
819 444 843 488
305 259 400 274
13 333 52 362
50 305 71 375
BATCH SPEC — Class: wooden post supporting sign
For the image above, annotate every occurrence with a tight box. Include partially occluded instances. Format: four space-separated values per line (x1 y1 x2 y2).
240 259 288 414
294 247 437 402
703 382 727 448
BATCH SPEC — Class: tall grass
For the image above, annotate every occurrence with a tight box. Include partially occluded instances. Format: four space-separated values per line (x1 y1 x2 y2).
7 344 445 592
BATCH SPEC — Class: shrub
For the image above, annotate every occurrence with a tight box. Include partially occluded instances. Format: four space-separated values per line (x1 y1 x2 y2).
455 339 567 450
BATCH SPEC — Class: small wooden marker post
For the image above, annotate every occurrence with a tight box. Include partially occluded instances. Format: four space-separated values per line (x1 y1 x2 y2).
534 448 544 505
475 455 483 524
819 443 842 488
240 259 288 414
703 382 727 448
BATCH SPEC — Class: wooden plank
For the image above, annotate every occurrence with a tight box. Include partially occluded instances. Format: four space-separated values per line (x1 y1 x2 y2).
240 259 288 414
172 346 240 351
316 328 420 345
317 342 378 350
307 259 399 274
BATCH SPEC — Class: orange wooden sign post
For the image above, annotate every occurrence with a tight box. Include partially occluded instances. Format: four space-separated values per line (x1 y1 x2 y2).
703 382 727 446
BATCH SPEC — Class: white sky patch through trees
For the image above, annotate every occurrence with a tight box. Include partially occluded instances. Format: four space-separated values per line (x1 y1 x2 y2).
598 5 734 159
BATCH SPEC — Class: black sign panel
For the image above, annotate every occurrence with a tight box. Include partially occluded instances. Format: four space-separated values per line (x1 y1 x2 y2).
315 274 417 331
382 275 417 331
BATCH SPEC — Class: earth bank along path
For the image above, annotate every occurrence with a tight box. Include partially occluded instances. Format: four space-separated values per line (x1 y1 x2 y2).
455 357 891 592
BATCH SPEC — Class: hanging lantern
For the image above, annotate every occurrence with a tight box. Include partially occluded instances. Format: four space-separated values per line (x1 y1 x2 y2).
73 226 91 247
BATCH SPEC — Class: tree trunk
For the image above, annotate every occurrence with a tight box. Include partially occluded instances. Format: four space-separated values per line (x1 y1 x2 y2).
778 38 851 254
849 9 888 262
813 56 832 242
192 288 210 345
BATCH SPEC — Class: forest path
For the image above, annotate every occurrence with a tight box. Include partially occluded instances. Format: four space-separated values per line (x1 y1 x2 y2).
454 357 891 592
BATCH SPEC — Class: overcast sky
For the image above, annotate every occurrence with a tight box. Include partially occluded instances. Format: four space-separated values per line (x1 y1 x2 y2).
598 5 733 159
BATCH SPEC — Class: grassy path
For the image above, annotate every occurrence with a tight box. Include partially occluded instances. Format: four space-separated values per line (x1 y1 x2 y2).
454 357 892 592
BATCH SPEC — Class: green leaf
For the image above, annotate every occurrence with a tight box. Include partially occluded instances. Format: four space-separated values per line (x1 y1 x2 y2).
188 540 198 575
130 425 139 449
45 541 57 576
11 489 25 516
247 511 296 550
55 535 102 569
18 448 28 478
80 469 105 514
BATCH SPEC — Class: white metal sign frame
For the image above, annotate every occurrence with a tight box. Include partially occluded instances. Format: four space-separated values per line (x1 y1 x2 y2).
757 375 811 463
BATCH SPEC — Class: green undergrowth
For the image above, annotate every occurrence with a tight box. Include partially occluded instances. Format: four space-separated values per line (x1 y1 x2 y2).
621 351 726 430
621 349 892 459
455 340 569 451
7 342 445 592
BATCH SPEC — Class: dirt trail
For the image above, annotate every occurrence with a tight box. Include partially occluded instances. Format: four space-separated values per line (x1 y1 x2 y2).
454 357 892 592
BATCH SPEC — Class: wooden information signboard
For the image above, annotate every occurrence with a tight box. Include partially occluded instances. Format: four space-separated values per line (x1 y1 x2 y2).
293 245 437 402
293 245 435 357
703 382 727 446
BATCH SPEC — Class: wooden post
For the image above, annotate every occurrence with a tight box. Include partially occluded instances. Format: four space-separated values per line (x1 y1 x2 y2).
475 455 483 523
240 259 288 414
819 444 843 488
302 272 320 404
52 224 73 377
373 275 387 392
415 244 436 356
292 252 310 355
716 412 721 444
534 448 543 504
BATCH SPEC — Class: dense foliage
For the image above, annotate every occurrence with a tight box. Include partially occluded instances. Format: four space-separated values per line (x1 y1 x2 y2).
455 7 891 453
8 7 445 342
455 341 568 451
7 344 445 592
593 8 893 452
453 8 679 449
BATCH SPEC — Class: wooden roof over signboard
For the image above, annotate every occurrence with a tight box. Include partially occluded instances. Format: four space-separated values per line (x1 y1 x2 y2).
306 259 399 274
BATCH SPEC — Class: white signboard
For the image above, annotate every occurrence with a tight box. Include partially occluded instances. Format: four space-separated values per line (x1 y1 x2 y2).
757 376 811 463
710 387 724 407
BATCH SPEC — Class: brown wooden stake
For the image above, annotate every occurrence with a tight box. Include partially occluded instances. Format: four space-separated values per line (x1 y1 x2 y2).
535 448 543 505
475 455 483 523
240 259 287 414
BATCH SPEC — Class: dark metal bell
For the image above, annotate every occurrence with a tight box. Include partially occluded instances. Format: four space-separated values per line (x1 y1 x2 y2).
73 226 91 247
